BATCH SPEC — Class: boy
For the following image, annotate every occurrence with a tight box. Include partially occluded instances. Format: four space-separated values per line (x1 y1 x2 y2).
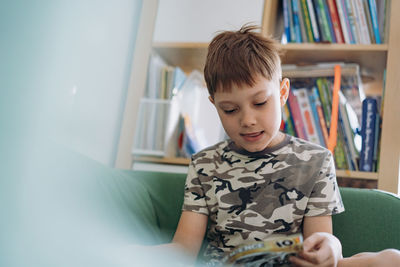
170 25 344 266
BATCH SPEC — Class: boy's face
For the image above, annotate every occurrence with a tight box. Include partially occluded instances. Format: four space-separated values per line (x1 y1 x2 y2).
210 75 289 153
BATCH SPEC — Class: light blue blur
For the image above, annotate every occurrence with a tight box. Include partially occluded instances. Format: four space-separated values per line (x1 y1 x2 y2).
0 1 188 266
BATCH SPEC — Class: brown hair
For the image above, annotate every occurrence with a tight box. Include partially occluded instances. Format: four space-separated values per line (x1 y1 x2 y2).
204 25 282 97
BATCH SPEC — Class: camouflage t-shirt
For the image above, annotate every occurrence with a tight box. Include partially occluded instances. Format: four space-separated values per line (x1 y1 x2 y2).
182 134 344 262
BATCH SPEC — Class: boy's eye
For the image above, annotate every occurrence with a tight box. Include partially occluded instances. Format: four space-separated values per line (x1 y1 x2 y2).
255 101 267 106
223 108 237 114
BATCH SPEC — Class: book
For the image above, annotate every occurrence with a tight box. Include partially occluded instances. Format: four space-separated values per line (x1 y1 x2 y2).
314 0 333 42
283 0 291 42
323 0 337 43
335 0 353 44
295 0 308 42
292 0 303 42
222 234 303 266
288 0 296 42
309 87 327 147
287 90 308 140
294 88 322 145
283 104 297 137
327 0 344 43
352 0 372 44
363 0 376 44
343 0 358 43
306 0 321 42
368 0 382 44
300 0 315 42
360 97 378 172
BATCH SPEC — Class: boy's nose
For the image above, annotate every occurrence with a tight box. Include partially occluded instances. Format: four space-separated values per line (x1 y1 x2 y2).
240 110 256 127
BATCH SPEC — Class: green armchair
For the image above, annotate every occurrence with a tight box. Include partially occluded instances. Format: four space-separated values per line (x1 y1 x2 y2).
5 148 400 266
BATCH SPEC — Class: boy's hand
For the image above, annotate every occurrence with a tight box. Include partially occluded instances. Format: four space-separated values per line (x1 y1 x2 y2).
290 232 342 267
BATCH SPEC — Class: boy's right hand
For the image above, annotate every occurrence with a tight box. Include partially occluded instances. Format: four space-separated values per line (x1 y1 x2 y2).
289 232 342 267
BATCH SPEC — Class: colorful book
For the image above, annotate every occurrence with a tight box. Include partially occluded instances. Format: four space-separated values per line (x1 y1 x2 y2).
342 0 358 43
339 92 359 171
312 87 330 146
287 90 308 140
368 0 382 44
306 0 320 42
356 0 372 44
295 0 308 42
283 0 291 42
300 0 315 42
308 87 326 147
323 0 337 43
292 0 303 42
316 78 332 129
363 0 376 44
359 97 378 172
294 88 322 145
327 0 344 43
336 0 352 43
314 0 333 42
288 0 296 42
283 104 296 137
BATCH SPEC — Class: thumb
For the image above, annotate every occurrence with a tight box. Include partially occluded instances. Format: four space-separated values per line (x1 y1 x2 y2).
303 233 325 252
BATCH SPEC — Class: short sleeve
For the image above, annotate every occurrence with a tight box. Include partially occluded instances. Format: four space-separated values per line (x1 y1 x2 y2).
305 151 345 216
182 159 209 215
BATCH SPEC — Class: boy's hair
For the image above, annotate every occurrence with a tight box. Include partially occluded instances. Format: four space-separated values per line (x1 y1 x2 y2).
204 25 282 97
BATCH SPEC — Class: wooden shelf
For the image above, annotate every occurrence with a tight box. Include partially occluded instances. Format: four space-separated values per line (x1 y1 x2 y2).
153 42 387 94
153 42 208 73
134 155 378 180
336 170 378 180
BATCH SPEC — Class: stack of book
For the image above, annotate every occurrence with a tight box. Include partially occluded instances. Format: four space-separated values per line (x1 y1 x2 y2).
132 53 187 156
282 0 390 44
281 63 381 172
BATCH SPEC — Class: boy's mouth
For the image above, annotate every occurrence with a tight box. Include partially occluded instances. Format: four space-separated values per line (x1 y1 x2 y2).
240 131 264 142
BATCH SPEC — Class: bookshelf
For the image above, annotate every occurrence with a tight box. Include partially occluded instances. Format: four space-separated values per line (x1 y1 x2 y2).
133 0 400 193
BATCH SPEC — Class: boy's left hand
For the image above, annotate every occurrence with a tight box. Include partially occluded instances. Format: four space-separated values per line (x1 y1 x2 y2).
289 232 342 267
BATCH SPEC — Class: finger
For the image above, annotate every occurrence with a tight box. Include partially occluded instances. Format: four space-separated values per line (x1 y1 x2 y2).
303 233 324 252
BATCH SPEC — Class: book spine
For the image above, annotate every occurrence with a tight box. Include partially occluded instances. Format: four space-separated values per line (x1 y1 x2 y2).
308 87 326 147
295 88 322 145
316 78 332 129
327 0 344 43
359 97 377 172
335 0 352 43
343 0 358 43
288 0 297 42
355 0 372 44
372 112 381 171
295 0 309 42
363 0 376 44
306 0 321 42
368 0 382 43
283 0 291 42
315 0 333 42
287 90 308 140
283 104 297 137
313 87 330 146
323 0 337 43
300 0 315 42
292 0 303 42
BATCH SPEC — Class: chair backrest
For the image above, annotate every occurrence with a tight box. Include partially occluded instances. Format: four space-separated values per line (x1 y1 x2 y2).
333 187 400 257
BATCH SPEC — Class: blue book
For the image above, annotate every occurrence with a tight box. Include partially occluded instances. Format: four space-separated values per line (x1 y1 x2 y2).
323 0 336 43
283 0 291 42
359 98 378 172
308 87 326 147
292 0 303 42
368 0 382 44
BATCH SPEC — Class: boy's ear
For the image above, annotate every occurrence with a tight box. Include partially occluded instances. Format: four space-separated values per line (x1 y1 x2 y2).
280 78 290 106
208 95 215 105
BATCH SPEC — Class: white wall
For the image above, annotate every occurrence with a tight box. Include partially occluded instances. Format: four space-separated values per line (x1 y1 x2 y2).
153 0 265 42
1 0 144 166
